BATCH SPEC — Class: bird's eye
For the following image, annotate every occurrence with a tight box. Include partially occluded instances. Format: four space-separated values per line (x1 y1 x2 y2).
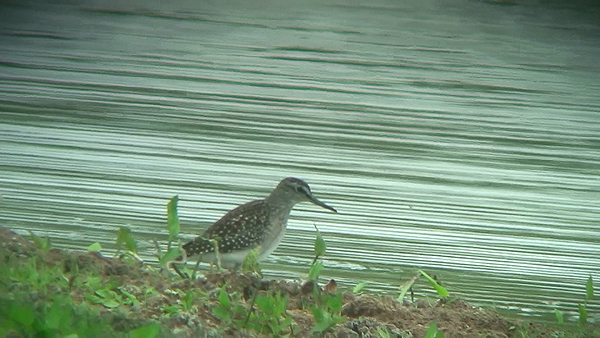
295 186 307 194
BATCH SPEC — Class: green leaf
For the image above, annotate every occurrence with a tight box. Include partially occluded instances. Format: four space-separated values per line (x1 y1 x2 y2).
310 306 330 333
130 323 160 338
314 230 326 257
87 242 102 252
118 287 139 306
586 275 594 300
424 321 438 338
101 299 120 308
326 293 343 312
116 227 137 253
554 309 564 324
166 195 180 241
274 292 288 316
94 288 113 299
163 304 179 314
218 287 231 308
308 261 324 281
578 303 588 326
212 306 230 322
256 295 273 315
9 304 34 326
419 270 449 297
353 282 366 294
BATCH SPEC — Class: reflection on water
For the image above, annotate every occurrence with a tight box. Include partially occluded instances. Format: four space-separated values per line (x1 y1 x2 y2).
1 0 599 321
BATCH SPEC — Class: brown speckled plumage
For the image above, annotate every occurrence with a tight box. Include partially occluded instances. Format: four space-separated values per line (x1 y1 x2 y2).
183 200 270 256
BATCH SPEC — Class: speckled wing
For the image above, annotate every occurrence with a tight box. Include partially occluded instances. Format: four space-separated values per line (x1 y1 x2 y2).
182 200 270 257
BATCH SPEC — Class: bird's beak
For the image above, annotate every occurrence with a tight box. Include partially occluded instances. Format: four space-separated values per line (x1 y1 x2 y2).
309 195 337 213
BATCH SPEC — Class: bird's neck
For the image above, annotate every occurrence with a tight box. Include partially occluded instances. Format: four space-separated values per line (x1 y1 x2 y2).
265 191 296 216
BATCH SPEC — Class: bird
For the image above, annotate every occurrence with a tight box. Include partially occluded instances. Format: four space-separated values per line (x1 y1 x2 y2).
181 177 337 270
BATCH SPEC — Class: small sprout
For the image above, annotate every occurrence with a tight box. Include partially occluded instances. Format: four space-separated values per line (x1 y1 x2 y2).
29 231 52 252
353 282 367 294
578 303 588 326
554 309 564 324
116 227 137 254
314 225 326 258
424 321 442 338
87 242 102 252
586 275 594 301
309 304 345 334
166 195 180 243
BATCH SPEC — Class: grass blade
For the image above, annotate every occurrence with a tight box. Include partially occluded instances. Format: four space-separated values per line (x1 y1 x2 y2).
419 270 449 297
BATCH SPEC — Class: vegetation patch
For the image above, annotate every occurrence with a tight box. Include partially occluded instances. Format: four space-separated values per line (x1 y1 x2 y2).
1 196 598 337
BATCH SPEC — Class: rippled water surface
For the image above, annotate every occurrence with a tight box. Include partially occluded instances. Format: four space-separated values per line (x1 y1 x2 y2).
1 0 599 322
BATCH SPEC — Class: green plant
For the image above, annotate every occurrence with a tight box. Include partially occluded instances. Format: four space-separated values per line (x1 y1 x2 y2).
129 323 160 338
116 227 137 254
211 284 246 327
0 253 122 337
397 270 449 304
377 326 391 338
423 321 444 338
310 291 345 334
87 242 102 252
353 282 367 294
306 229 345 334
154 196 189 279
116 226 143 266
1 295 116 337
554 309 564 324
163 289 206 315
85 276 139 309
308 224 326 282
166 195 180 247
419 270 449 297
28 231 52 252
245 291 294 335
160 196 185 267
578 275 594 326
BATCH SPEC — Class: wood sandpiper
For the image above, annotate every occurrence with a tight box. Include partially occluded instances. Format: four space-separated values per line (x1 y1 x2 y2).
182 177 337 269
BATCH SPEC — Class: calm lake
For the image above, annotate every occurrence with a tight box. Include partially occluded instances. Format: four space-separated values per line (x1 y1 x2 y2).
1 0 599 323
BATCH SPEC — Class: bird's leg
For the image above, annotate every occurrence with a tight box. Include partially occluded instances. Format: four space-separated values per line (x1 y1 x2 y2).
191 254 202 280
210 238 223 271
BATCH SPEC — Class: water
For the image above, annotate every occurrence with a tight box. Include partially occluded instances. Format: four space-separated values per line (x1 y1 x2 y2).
1 0 599 322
